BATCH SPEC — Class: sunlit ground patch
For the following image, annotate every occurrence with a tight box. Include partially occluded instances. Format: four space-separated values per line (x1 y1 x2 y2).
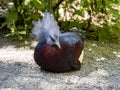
113 52 120 58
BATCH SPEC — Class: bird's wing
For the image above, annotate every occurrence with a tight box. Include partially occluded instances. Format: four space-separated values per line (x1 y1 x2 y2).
59 32 84 45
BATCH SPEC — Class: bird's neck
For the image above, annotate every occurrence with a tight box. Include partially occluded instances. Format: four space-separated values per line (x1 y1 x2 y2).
37 40 47 48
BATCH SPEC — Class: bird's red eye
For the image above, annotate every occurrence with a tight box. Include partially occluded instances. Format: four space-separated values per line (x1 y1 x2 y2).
50 36 55 42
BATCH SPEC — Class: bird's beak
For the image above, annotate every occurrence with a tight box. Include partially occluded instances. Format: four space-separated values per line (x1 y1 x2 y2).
55 42 61 49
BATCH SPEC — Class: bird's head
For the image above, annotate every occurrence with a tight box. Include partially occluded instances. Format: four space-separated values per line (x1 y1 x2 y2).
46 33 61 48
31 11 61 49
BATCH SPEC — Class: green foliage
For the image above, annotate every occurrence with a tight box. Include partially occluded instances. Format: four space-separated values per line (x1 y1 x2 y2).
59 0 120 42
1 0 120 43
2 0 45 41
98 26 111 42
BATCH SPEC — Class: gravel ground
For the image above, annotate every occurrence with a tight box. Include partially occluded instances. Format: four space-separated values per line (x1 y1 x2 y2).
0 36 120 90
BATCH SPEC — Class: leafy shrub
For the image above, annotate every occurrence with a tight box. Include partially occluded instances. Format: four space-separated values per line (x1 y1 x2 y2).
58 0 120 42
1 0 120 43
2 0 44 41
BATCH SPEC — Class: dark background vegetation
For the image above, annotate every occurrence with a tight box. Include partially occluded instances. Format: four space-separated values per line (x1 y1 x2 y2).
0 0 120 43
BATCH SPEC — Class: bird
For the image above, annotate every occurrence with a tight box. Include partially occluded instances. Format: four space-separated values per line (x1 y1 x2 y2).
31 11 84 72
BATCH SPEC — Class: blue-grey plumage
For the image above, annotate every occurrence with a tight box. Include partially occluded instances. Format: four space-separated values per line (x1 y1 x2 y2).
59 32 84 46
31 12 60 48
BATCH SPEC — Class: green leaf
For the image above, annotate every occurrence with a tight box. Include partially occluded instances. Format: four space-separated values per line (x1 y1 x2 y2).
17 6 22 12
116 22 120 28
6 12 18 27
17 26 24 30
18 31 26 35
69 0 74 3
35 0 42 4
31 14 40 20
24 0 31 5
1 22 7 28
18 35 23 40
25 17 31 21
9 25 15 33
32 0 44 9
5 34 12 37
5 33 15 37
74 10 81 15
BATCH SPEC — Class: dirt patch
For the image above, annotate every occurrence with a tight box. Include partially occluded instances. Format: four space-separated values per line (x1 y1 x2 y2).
0 37 120 90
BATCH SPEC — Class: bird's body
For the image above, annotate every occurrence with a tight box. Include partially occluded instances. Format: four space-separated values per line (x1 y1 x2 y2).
31 12 84 72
